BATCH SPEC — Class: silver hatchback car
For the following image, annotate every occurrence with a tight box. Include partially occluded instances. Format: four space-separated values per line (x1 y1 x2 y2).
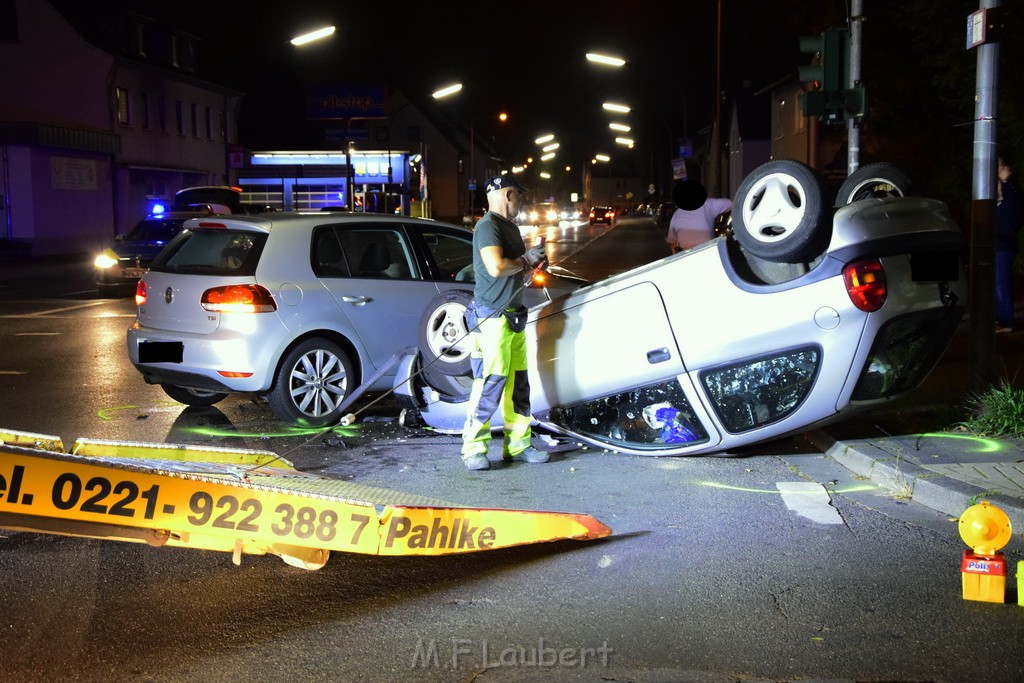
127 212 583 426
393 161 968 456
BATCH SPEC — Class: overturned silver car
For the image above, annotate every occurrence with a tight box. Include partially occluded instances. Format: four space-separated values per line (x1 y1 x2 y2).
393 161 966 456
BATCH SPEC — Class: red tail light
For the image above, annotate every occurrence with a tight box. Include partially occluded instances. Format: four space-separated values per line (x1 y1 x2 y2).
843 259 886 312
588 210 596 219
201 284 277 313
135 280 147 306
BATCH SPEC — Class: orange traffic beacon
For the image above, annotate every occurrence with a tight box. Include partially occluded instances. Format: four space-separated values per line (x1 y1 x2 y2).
958 501 1012 603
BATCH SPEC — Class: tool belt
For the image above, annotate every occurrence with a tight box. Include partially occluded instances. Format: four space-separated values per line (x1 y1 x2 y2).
470 303 529 333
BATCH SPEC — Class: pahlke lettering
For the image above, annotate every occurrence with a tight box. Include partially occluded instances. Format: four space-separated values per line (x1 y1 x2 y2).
385 515 496 549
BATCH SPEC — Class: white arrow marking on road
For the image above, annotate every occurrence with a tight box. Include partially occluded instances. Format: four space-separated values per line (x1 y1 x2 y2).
776 482 844 525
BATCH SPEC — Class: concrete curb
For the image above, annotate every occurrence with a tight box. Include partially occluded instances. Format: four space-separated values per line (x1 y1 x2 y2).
805 429 1024 532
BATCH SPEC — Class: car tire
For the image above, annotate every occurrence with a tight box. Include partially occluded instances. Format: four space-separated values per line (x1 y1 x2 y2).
266 338 355 427
834 162 914 206
160 383 228 407
419 290 474 378
732 159 830 263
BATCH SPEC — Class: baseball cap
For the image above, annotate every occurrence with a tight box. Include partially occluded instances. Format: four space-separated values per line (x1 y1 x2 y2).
484 173 527 194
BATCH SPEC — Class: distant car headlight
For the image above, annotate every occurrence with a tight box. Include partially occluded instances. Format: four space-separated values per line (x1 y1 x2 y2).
94 250 119 269
545 210 558 222
529 210 540 222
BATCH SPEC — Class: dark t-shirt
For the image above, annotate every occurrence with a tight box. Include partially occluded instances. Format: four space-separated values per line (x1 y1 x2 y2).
473 211 526 309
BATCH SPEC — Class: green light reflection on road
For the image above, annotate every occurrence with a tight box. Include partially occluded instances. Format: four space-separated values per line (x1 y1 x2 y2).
915 432 1004 454
183 424 359 439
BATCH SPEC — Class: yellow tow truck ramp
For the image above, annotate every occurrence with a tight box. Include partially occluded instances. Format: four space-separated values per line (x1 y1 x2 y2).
0 429 611 570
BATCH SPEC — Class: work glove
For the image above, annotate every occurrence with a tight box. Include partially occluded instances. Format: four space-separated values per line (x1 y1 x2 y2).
523 244 547 270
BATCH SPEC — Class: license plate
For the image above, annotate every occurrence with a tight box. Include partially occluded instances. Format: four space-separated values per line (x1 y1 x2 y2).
138 341 183 364
124 267 145 278
911 251 959 281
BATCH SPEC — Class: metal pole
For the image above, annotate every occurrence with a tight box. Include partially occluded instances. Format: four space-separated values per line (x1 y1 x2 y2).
847 0 864 175
968 0 1000 392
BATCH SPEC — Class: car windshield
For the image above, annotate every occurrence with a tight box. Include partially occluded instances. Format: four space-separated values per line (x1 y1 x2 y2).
126 219 186 243
150 229 267 276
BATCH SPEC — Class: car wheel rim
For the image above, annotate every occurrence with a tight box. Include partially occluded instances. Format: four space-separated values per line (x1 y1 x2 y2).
289 349 348 418
741 173 808 244
425 302 471 364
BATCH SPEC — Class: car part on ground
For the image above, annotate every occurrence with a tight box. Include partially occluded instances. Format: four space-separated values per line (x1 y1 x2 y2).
394 160 966 457
731 159 830 263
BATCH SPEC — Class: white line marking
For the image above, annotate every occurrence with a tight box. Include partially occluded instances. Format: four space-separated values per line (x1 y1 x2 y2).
14 332 60 336
776 482 844 525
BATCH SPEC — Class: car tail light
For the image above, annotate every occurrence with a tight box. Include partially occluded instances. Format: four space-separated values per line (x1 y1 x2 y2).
589 210 596 219
843 259 886 312
201 284 277 313
195 221 228 229
135 280 147 305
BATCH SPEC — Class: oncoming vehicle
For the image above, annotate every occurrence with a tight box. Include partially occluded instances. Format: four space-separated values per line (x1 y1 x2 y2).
589 206 616 225
94 208 213 296
126 213 585 426
393 160 967 456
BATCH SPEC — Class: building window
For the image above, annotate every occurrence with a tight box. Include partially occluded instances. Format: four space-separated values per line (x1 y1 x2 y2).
158 97 167 132
190 103 198 137
116 87 131 126
0 0 17 40
175 100 184 135
140 93 151 130
135 22 146 57
205 106 212 139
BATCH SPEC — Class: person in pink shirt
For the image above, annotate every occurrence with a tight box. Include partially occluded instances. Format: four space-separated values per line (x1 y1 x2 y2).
666 180 732 254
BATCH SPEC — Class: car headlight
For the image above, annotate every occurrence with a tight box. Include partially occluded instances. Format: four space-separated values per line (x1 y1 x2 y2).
94 250 119 269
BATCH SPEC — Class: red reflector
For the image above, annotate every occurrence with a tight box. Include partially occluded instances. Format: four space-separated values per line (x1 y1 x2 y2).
218 371 254 378
843 259 886 312
135 280 147 306
201 284 277 313
195 221 228 229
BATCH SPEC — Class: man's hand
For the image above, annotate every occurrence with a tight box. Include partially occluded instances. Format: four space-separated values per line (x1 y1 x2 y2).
523 244 547 269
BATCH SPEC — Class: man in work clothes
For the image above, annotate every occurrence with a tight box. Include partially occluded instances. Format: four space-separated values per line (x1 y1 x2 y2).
461 174 550 471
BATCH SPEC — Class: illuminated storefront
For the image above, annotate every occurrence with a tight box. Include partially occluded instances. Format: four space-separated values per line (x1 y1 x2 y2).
237 149 426 216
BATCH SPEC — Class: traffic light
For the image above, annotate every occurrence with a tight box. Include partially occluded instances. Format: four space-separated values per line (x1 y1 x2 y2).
797 27 865 123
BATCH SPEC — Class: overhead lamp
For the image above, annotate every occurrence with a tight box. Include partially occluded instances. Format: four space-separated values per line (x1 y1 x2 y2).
290 26 336 46
540 152 556 161
615 137 635 147
602 102 630 114
586 52 626 67
609 122 631 132
542 143 560 152
432 83 463 99
595 154 610 162
534 134 555 144
539 172 552 179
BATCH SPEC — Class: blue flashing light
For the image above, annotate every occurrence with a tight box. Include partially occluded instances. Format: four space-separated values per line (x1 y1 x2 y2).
150 202 167 215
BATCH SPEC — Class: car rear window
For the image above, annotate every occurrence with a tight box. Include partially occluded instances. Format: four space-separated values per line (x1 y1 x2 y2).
150 229 267 276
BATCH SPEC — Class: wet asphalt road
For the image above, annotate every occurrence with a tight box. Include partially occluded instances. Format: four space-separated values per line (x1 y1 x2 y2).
1 217 1023 682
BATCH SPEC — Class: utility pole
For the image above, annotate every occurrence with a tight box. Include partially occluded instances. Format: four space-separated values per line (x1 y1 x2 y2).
967 0 1001 392
847 0 864 175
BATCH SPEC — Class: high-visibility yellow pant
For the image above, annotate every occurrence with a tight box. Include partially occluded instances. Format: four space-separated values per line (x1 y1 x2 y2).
461 314 532 459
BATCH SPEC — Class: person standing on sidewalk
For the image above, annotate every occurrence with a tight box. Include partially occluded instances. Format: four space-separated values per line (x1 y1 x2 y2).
996 157 1023 333
460 174 550 471
665 179 732 254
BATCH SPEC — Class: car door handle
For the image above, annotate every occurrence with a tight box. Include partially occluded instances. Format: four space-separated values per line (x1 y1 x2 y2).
647 348 671 364
341 295 372 306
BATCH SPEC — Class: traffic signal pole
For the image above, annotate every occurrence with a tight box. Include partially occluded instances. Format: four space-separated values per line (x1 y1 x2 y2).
847 0 864 175
968 0 1000 392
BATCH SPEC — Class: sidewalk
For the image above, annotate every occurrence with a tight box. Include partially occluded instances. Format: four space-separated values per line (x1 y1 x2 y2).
811 321 1024 531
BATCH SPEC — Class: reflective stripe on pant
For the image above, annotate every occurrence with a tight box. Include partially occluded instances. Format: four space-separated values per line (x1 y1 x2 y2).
461 314 532 458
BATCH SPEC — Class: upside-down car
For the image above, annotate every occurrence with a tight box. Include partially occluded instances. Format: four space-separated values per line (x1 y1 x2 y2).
392 160 967 456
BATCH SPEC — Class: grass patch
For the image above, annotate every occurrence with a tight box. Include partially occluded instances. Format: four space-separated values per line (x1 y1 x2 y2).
958 381 1024 437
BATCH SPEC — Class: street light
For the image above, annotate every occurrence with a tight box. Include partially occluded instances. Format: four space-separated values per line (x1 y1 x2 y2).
602 102 631 114
585 52 626 67
290 25 336 46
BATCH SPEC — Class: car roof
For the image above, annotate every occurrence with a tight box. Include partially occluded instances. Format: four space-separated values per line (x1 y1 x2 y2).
180 211 468 234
